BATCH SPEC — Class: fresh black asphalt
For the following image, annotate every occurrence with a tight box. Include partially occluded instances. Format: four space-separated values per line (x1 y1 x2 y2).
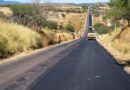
31 39 130 90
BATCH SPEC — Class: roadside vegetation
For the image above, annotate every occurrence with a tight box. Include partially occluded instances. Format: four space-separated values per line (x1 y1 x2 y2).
97 0 130 55
108 0 130 27
0 3 84 59
0 18 73 58
94 23 112 34
65 24 75 32
54 6 85 13
0 20 44 58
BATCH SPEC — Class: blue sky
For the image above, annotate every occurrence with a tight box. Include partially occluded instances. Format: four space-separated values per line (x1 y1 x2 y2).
5 0 110 3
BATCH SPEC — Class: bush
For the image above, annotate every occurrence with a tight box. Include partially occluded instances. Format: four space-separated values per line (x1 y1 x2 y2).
46 21 58 29
65 24 75 32
94 23 112 34
61 14 66 18
0 20 45 58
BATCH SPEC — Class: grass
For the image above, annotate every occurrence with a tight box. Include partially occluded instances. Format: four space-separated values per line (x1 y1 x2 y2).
65 13 86 31
0 20 44 58
110 28 130 54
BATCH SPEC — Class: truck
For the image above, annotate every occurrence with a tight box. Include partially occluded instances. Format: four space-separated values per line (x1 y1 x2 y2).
87 32 96 40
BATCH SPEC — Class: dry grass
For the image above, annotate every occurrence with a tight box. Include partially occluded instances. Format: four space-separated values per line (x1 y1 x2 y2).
111 28 130 55
0 20 44 58
65 13 86 31
0 7 12 16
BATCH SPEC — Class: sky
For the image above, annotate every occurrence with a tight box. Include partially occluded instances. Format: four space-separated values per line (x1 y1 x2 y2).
5 0 110 3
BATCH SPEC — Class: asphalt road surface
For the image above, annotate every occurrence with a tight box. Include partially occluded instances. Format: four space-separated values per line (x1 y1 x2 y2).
30 39 130 90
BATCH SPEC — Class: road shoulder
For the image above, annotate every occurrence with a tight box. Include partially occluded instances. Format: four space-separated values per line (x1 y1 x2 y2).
0 39 81 90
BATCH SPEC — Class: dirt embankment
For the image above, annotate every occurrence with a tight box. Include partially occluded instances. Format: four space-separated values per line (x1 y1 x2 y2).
97 28 130 74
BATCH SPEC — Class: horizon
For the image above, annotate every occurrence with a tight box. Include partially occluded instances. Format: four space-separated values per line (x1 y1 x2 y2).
3 0 110 4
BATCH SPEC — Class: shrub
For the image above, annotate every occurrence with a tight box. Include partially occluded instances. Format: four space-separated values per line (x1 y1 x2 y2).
61 14 66 18
65 24 75 32
94 23 112 34
46 21 58 29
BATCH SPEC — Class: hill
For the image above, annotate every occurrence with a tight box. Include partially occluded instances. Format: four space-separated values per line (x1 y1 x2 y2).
0 0 20 4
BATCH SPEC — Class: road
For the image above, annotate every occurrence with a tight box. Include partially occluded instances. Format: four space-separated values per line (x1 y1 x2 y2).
30 8 130 90
30 40 130 90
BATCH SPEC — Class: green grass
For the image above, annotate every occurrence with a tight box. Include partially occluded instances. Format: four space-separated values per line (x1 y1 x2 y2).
94 23 112 34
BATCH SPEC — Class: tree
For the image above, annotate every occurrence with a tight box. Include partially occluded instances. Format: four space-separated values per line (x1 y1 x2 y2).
81 5 88 12
9 4 46 30
94 23 112 34
108 0 130 27
46 21 58 29
9 0 55 31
